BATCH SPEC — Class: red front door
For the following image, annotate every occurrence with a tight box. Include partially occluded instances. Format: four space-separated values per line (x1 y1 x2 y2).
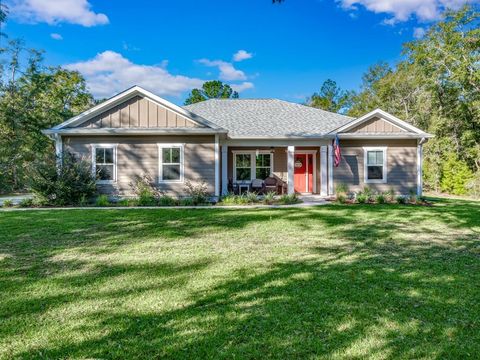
294 154 313 193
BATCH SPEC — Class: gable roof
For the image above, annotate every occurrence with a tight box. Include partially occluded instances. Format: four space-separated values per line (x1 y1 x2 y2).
332 109 433 138
183 99 354 138
49 85 225 133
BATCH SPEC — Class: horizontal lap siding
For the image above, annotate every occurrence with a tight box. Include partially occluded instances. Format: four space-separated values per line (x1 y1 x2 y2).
63 135 215 196
334 139 417 194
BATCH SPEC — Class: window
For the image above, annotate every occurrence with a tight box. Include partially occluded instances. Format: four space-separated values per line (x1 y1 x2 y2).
159 144 183 182
256 154 272 180
235 154 252 181
92 145 117 183
234 152 273 182
364 147 387 183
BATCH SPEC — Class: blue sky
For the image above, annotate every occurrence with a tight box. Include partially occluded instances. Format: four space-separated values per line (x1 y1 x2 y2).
3 0 474 104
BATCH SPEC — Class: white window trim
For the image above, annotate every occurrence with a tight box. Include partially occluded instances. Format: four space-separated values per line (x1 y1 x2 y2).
158 143 184 183
363 146 387 184
91 144 118 184
232 150 274 183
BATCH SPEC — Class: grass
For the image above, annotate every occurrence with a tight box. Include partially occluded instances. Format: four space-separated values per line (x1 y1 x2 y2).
0 197 479 359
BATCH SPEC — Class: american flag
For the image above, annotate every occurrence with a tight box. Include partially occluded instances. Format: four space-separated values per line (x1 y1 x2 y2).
333 135 341 167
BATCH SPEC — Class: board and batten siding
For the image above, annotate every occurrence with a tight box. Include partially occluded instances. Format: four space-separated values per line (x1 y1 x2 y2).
333 139 418 194
349 117 407 133
63 135 215 196
72 96 200 129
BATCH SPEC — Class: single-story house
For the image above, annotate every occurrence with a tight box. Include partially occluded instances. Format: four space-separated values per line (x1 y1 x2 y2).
43 85 433 198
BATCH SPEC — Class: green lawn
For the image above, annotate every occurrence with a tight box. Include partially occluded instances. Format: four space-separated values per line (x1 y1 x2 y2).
1 199 479 359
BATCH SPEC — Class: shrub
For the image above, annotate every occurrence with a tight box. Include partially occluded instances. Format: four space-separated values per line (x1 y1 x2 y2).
396 195 407 204
336 183 349 195
441 152 474 195
129 174 162 205
278 193 300 205
263 191 276 205
2 199 13 208
19 198 35 208
184 180 209 205
29 151 97 206
95 195 110 207
245 191 259 203
179 197 195 206
336 194 347 204
375 193 386 204
408 189 417 204
219 193 238 206
384 189 395 203
356 193 367 204
362 186 373 202
157 195 178 206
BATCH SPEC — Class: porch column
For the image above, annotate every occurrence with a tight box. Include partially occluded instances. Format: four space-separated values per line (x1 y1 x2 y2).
221 144 228 195
55 134 63 172
328 144 334 195
417 141 423 197
287 145 295 194
320 146 328 196
214 134 220 197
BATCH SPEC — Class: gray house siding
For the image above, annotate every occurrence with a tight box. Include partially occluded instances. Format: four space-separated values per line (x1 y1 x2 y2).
63 135 215 196
333 139 418 194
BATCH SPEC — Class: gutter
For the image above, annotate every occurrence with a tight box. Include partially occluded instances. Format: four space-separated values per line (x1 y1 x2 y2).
42 128 228 136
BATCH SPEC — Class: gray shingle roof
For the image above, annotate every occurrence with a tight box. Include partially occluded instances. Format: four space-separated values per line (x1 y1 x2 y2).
183 99 354 138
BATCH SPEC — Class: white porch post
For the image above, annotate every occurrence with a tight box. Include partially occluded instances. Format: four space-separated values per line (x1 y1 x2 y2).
328 144 334 195
55 134 63 172
287 145 295 194
221 144 228 195
417 141 423 197
320 145 328 196
214 134 220 198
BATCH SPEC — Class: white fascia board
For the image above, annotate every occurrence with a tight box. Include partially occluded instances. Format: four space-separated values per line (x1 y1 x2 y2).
332 108 429 135
43 128 227 136
51 86 225 131
337 133 434 139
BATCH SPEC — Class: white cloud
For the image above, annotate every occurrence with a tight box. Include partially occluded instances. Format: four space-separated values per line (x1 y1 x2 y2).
198 58 247 81
65 51 204 98
7 0 109 26
413 27 426 38
231 82 254 92
50 33 63 40
338 0 476 23
233 50 253 62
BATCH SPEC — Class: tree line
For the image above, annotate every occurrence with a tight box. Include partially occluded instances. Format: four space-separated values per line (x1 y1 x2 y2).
0 6 478 196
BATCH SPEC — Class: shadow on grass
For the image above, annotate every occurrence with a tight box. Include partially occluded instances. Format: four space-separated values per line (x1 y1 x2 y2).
0 197 479 358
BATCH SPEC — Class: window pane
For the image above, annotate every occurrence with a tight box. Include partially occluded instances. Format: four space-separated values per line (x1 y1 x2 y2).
236 154 251 168
368 151 383 165
96 148 104 163
104 148 114 164
236 168 251 181
162 148 171 163
163 164 180 180
367 166 383 180
256 154 271 167
96 165 114 181
256 167 270 180
171 148 180 163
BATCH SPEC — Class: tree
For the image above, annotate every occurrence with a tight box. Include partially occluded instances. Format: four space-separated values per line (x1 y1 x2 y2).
306 79 352 113
184 80 239 105
0 40 94 193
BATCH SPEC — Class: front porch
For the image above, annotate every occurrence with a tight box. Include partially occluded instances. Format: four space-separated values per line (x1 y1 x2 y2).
216 142 337 197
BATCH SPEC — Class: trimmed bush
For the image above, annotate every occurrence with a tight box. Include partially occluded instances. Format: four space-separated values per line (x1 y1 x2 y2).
356 193 368 204
157 195 178 206
375 194 386 204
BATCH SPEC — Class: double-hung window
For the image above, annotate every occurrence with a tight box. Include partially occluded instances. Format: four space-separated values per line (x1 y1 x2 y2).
92 144 117 183
364 147 387 183
159 144 183 182
234 152 273 182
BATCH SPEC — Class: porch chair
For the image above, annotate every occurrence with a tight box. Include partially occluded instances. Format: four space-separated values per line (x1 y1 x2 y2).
251 178 265 194
264 176 278 194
